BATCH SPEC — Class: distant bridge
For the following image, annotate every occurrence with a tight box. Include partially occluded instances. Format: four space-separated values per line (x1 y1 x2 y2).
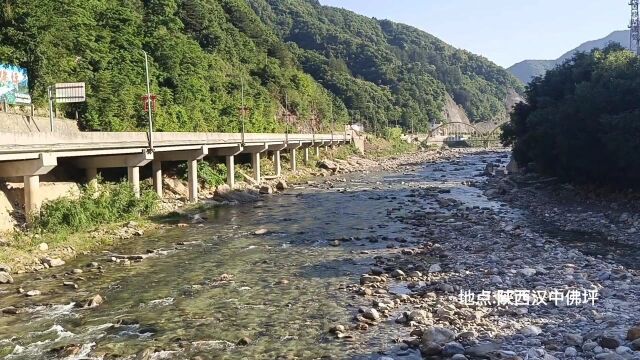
403 122 503 147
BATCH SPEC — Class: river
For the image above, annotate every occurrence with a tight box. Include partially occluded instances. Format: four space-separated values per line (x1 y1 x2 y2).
0 151 520 359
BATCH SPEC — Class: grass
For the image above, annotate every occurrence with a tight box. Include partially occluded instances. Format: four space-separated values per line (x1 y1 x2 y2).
364 135 419 159
32 180 158 234
178 160 228 188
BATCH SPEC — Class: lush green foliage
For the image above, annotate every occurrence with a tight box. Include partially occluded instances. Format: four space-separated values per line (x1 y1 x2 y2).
178 160 227 188
501 44 640 186
0 0 520 133
33 181 158 233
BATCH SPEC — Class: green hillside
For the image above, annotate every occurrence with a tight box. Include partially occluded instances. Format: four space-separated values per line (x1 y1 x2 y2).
0 0 522 133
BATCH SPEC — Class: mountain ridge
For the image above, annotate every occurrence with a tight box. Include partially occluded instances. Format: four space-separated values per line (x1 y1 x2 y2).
508 30 631 84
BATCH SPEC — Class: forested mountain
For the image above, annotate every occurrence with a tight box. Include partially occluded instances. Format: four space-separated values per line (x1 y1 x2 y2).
508 30 630 84
0 0 522 133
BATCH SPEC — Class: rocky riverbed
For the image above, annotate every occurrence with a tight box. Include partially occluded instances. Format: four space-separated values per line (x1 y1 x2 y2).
1 149 639 359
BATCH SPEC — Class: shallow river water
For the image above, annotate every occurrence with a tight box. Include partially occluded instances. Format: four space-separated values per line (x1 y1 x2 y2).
0 152 537 359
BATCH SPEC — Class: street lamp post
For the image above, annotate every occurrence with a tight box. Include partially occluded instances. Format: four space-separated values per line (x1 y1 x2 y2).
143 50 154 152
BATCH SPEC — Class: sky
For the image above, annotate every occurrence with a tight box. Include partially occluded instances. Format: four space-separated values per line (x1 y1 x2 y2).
318 0 629 68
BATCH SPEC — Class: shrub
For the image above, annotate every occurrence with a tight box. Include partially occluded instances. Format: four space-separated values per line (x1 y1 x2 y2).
33 181 158 233
178 161 228 188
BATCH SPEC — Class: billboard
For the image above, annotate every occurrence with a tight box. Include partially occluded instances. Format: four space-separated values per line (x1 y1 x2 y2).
0 64 30 105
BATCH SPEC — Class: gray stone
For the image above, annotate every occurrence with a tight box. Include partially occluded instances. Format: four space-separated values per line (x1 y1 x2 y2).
442 341 465 357
0 272 13 284
452 355 468 360
360 275 385 285
564 347 578 357
275 180 288 191
420 342 443 356
615 346 632 355
564 333 584 346
630 338 640 351
465 343 500 358
43 257 65 267
38 242 48 251
0 264 10 273
518 268 536 277
391 269 405 278
599 336 620 349
428 263 442 273
520 325 542 336
408 310 429 323
421 326 456 345
259 185 273 195
25 290 41 297
362 308 380 321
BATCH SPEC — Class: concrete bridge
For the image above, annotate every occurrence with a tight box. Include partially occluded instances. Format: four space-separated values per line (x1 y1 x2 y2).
0 131 352 220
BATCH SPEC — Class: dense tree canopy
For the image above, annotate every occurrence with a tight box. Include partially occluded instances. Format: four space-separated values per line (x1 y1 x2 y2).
502 44 640 187
0 0 521 133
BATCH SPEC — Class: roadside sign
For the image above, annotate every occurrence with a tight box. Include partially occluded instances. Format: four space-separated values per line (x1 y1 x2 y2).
14 93 31 105
0 64 30 105
54 82 85 103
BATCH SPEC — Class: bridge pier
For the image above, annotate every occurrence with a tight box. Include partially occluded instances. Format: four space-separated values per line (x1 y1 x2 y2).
251 152 261 183
154 147 207 203
274 150 281 177
303 147 310 165
315 146 320 158
286 141 302 173
210 145 243 189
290 149 297 172
85 167 98 190
0 154 58 221
24 175 40 219
73 151 153 199
226 155 235 189
127 166 141 198
152 159 162 197
242 144 268 184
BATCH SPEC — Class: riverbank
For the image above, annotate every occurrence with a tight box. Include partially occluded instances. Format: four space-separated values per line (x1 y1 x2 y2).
0 142 462 275
336 153 640 360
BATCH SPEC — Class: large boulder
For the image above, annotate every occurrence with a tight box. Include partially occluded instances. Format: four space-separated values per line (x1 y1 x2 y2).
317 159 339 173
421 326 457 345
163 178 189 198
0 272 13 284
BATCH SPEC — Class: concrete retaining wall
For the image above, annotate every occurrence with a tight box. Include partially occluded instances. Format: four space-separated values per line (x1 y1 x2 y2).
0 113 80 134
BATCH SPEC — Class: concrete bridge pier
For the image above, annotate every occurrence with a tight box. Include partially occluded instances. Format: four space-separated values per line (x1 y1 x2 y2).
315 145 320 158
210 145 243 189
74 151 153 198
243 144 268 184
128 166 141 197
0 153 58 221
303 147 310 165
152 160 162 197
85 167 98 189
155 146 207 202
267 144 287 178
287 141 302 173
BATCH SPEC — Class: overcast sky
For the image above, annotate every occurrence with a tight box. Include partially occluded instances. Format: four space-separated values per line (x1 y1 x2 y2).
318 0 629 67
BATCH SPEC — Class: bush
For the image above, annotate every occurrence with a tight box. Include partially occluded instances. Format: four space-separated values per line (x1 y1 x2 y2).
178 161 228 188
501 44 640 187
33 181 158 233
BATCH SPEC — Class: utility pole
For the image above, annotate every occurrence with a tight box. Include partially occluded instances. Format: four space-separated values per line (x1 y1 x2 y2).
631 0 640 55
240 76 247 145
143 50 154 151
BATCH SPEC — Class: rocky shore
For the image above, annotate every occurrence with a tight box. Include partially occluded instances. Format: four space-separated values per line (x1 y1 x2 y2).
334 152 640 360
